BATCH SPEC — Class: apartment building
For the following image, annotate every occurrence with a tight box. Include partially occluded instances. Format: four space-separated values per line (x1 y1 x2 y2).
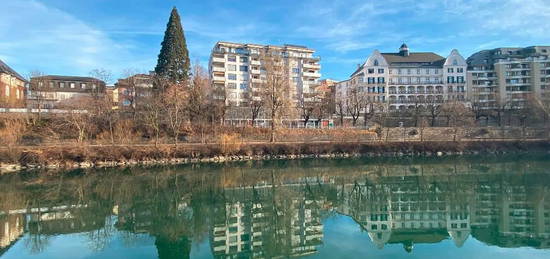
27 75 106 108
0 59 26 108
336 43 467 112
209 42 321 107
467 46 550 109
113 73 154 109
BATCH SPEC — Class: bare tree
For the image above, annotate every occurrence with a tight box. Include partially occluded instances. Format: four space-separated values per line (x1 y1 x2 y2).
346 87 363 127
187 64 212 143
249 99 263 127
426 97 443 127
89 69 117 144
259 49 293 142
491 98 513 127
335 98 346 127
442 101 474 141
163 81 188 145
27 71 49 120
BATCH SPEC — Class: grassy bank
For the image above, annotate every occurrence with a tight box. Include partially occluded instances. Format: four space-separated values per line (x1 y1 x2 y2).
1 140 549 173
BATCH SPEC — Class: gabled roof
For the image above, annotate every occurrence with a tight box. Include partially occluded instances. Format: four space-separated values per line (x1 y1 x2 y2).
0 59 26 81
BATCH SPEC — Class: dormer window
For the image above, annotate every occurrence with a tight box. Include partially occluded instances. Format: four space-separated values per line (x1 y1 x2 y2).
374 59 379 66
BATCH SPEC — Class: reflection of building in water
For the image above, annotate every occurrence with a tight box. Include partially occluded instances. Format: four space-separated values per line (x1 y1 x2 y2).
210 183 326 258
340 175 472 252
470 180 550 249
339 174 550 251
0 214 25 255
26 209 105 235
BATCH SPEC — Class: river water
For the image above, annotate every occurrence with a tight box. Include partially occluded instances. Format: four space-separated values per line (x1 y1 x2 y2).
1 155 550 259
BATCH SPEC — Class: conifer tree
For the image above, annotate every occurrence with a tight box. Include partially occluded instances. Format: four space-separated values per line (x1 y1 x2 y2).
155 7 190 84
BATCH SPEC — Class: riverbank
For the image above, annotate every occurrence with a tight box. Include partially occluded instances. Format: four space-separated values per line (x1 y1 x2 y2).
1 140 549 173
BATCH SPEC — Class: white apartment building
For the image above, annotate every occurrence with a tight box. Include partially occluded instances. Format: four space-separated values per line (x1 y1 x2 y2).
209 42 321 107
336 43 467 112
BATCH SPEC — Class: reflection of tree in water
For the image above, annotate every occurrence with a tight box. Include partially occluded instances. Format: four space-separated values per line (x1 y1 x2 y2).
2 157 550 256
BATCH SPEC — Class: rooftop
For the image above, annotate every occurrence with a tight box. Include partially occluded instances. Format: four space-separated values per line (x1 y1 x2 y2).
0 59 26 82
31 75 105 83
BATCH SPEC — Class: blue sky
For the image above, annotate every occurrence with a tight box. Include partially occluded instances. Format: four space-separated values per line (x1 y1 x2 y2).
1 0 550 83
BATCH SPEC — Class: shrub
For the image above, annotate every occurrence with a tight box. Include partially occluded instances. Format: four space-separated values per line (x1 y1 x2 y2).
219 133 243 155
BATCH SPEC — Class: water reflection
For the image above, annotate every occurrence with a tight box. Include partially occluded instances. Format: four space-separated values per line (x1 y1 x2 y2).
1 156 550 258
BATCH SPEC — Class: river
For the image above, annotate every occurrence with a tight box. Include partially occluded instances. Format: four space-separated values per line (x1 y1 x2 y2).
1 155 550 258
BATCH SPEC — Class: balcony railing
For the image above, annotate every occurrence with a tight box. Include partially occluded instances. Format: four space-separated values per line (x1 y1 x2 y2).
211 57 225 63
212 76 225 82
303 72 321 78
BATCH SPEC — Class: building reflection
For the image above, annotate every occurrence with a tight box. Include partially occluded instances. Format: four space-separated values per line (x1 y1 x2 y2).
0 160 550 257
338 174 550 251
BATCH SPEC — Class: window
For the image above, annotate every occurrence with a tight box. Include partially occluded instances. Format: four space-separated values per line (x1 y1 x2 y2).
240 83 248 89
92 84 97 89
81 83 86 89
240 57 248 62
435 69 439 74
228 74 237 80
447 76 455 83
448 68 454 73
227 64 236 71
239 65 248 72
378 77 385 83
49 82 54 87
228 56 236 62
70 82 76 88
417 69 421 74
227 83 237 89
407 69 411 75
378 69 384 74
368 68 375 74
38 82 43 87
5 86 9 97
374 59 379 66
398 69 402 75
292 68 300 73
293 77 299 82
60 82 65 88
457 68 464 73
371 224 378 230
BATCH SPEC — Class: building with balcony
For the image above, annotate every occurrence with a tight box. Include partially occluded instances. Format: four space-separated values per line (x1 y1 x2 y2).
336 43 467 112
113 73 154 109
0 59 27 108
27 75 106 109
209 42 321 107
467 46 550 110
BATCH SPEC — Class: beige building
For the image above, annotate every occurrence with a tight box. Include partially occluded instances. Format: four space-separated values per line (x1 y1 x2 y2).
336 43 467 113
27 75 106 109
0 60 26 108
467 46 550 110
209 42 321 107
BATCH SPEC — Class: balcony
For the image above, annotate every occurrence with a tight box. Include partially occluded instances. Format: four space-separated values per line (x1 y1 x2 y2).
303 63 320 69
252 78 262 83
212 57 225 63
212 66 225 72
212 76 225 82
303 72 321 78
251 69 261 74
251 60 261 66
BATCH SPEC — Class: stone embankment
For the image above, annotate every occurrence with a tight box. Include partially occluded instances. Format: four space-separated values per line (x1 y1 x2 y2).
1 140 549 173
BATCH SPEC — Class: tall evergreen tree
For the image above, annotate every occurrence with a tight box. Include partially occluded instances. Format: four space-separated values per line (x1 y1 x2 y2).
155 7 190 84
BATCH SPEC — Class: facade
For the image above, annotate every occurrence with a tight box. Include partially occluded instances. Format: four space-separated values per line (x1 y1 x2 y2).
336 44 467 112
28 75 106 109
0 60 26 108
209 42 321 107
467 46 550 110
113 73 154 109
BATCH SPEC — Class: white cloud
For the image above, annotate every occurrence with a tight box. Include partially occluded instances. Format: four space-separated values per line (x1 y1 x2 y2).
0 0 147 80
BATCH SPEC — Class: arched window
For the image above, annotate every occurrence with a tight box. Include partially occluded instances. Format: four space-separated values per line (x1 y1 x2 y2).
453 59 458 65
374 59 379 66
